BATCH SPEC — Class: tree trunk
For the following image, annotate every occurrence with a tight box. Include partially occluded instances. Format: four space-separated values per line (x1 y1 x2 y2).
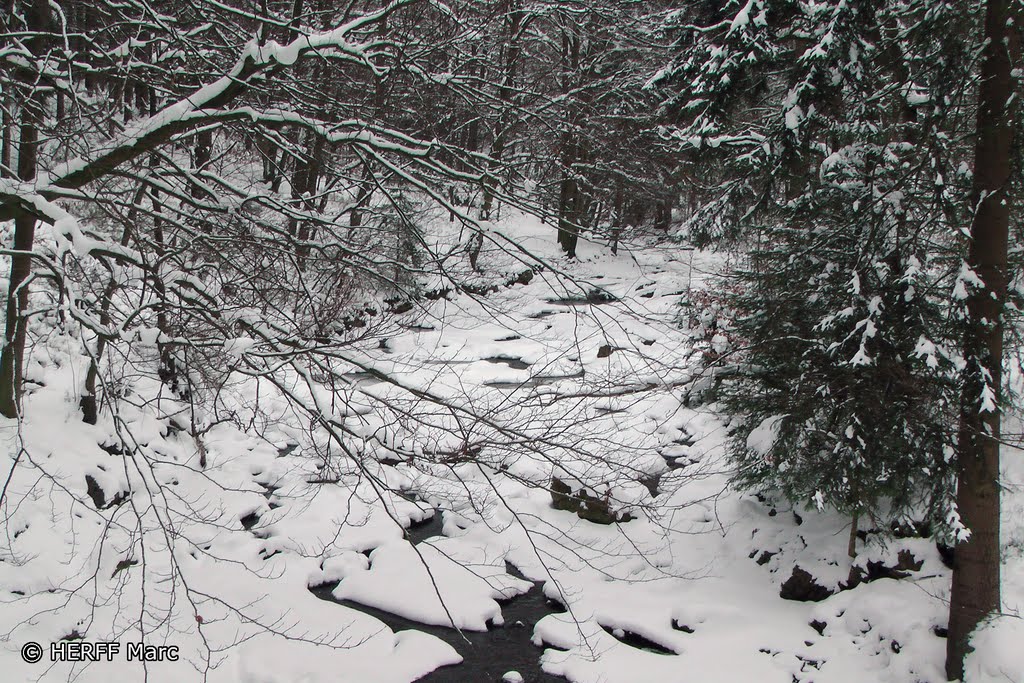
258 134 281 187
1 87 12 176
945 0 1019 678
351 72 386 229
847 512 859 559
81 214 137 424
557 164 580 258
191 128 213 198
0 0 53 417
610 180 623 255
656 198 672 232
555 20 582 258
294 134 324 266
0 75 43 417
350 164 373 229
481 2 523 221
0 211 38 418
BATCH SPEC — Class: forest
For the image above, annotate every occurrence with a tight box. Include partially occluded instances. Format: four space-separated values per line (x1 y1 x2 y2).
0 0 1021 681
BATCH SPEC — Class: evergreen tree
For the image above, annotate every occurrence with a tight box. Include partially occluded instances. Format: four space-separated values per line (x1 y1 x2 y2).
655 0 984 542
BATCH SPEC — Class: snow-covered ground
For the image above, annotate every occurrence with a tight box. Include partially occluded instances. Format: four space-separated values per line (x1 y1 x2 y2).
0 212 1020 683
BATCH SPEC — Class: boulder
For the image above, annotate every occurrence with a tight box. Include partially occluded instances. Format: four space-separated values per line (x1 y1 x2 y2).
550 476 632 524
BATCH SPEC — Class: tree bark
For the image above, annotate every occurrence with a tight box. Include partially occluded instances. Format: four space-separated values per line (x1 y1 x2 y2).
945 0 1019 678
81 212 138 424
0 0 47 417
557 157 580 258
480 1 522 222
0 87 11 176
555 20 582 258
191 128 213 198
847 512 859 560
351 71 386 229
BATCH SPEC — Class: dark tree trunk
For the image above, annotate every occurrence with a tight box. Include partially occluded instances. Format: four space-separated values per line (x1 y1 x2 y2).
289 132 323 266
350 164 373 229
0 88 10 176
351 71 386 229
81 208 138 424
288 135 314 238
295 136 324 264
557 135 580 259
945 0 1019 678
610 180 623 255
143 148 181 398
481 2 522 221
555 21 582 258
259 134 281 187
191 128 213 198
0 0 48 417
0 210 38 418
134 79 147 114
655 198 672 232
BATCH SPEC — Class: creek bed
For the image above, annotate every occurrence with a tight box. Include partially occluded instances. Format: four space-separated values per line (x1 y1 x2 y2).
308 509 568 682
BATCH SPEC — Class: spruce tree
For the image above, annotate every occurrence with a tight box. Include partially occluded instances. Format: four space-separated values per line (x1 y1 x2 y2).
655 0 982 541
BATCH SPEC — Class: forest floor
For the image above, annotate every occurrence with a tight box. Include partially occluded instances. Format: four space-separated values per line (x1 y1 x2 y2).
0 212 1021 683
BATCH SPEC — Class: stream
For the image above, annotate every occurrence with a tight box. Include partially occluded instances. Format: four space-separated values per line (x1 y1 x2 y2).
296 312 643 681
307 510 569 682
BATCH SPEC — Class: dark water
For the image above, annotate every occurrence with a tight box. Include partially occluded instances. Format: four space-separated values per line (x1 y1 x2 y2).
484 369 584 391
308 510 569 682
483 356 532 371
544 289 616 306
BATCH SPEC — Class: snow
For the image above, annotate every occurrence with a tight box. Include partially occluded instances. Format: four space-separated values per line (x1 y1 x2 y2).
332 538 532 630
0 208 1019 683
746 415 785 457
785 106 803 131
728 0 759 33
954 262 985 300
965 617 1024 683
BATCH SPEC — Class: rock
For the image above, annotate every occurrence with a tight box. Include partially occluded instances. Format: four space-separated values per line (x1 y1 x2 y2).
891 519 932 538
778 550 924 601
672 620 695 634
549 476 578 512
844 549 924 589
895 548 924 572
240 511 260 531
424 287 452 301
779 566 834 602
502 672 524 683
937 541 955 569
111 558 138 578
810 619 827 636
85 475 128 510
99 441 123 456
386 298 414 314
513 269 534 286
550 476 632 525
